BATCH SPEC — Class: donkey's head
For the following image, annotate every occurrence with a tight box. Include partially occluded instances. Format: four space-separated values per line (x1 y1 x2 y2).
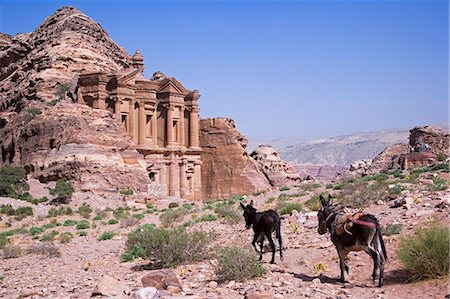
240 200 257 229
317 194 333 235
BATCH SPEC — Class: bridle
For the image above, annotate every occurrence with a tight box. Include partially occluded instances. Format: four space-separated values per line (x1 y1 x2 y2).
319 209 335 233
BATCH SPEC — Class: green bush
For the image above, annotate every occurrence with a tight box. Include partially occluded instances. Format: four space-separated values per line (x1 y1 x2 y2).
427 177 448 191
122 226 213 267
431 163 449 172
0 204 33 218
276 202 303 215
78 230 87 237
0 235 8 249
29 226 45 236
279 186 290 191
76 220 90 230
59 232 73 244
98 231 116 241
215 245 266 283
304 193 329 211
120 188 134 196
339 180 388 208
214 205 241 224
436 153 447 162
389 185 405 195
383 223 403 236
160 208 185 227
0 165 29 198
113 207 129 219
133 213 145 220
31 197 49 205
168 202 179 209
49 179 74 198
40 231 58 242
299 183 321 191
93 215 103 221
78 204 92 219
398 224 449 280
107 219 119 225
47 206 73 218
63 219 77 226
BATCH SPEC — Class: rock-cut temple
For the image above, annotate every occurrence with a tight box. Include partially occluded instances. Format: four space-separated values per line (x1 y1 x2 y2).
77 51 202 200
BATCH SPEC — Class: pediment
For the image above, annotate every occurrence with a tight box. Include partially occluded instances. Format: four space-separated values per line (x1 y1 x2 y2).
117 69 141 85
158 78 189 95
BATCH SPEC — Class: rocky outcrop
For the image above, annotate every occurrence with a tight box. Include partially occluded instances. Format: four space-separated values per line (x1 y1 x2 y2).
200 118 270 199
250 145 301 186
409 126 449 155
369 143 409 172
0 102 151 193
0 6 131 112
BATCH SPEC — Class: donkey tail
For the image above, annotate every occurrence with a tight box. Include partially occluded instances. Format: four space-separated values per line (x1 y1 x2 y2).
376 224 388 262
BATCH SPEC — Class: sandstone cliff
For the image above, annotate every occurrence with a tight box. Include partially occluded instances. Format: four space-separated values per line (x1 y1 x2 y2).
199 118 271 199
250 145 301 186
409 126 449 155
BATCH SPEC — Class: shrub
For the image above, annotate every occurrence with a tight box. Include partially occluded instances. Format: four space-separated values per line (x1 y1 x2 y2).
398 224 449 280
160 208 185 227
431 163 449 172
389 185 405 195
0 204 33 218
304 193 328 211
108 219 118 225
299 183 321 191
63 219 77 226
120 188 134 196
168 202 179 209
29 226 45 236
43 219 60 229
339 180 388 208
427 177 448 191
78 230 87 237
215 245 266 283
27 107 42 116
59 232 73 244
78 203 92 219
47 206 73 217
27 243 61 258
276 202 303 215
123 226 213 267
113 207 128 219
436 153 447 162
133 213 145 220
383 223 403 236
0 165 29 198
31 197 49 205
3 245 22 259
121 243 146 262
98 231 116 241
120 215 140 228
93 215 103 221
279 186 290 191
49 179 74 198
194 214 217 223
40 231 58 242
214 205 241 224
0 235 8 249
76 220 90 230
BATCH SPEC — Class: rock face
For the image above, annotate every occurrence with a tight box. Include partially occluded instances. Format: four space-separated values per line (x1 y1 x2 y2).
200 118 271 199
0 102 151 193
250 145 301 186
409 126 449 155
369 143 409 172
0 6 131 112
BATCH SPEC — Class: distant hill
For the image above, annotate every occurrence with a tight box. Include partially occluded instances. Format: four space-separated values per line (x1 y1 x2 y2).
248 128 410 167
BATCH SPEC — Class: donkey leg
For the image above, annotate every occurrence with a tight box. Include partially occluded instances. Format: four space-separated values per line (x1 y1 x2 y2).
278 233 283 261
337 248 349 283
252 234 259 253
378 258 385 287
363 245 379 283
259 239 264 261
266 232 276 264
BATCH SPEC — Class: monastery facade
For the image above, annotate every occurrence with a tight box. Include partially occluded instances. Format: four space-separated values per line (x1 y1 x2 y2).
77 51 202 200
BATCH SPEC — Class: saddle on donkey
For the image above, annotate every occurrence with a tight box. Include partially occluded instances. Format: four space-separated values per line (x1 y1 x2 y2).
332 212 376 235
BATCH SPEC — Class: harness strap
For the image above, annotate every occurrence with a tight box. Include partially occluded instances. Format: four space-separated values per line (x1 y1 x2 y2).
348 213 377 228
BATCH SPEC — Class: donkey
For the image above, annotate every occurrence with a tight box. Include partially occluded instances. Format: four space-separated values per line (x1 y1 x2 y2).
317 195 387 287
240 200 283 264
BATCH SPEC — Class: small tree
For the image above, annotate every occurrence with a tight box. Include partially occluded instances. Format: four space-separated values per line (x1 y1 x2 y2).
50 179 74 199
0 165 29 198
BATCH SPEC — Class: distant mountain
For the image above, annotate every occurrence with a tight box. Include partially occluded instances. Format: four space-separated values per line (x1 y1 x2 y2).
248 128 410 167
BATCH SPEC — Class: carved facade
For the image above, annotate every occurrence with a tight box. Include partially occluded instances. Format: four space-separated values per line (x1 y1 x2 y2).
77 51 202 200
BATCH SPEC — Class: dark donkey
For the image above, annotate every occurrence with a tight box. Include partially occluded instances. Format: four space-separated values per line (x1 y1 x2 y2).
240 200 283 264
317 195 387 287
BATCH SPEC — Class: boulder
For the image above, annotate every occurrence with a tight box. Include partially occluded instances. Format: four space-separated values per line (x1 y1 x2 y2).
130 287 157 299
92 275 130 297
245 290 273 299
141 269 182 293
250 145 302 187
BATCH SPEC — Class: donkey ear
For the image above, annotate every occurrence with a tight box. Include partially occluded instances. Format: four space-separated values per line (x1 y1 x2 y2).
249 200 254 207
328 194 333 205
320 194 329 207
239 202 245 209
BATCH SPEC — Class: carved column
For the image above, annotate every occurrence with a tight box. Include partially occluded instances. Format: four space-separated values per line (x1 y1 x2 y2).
138 102 146 145
168 159 176 196
166 105 174 147
129 101 135 141
189 107 200 148
152 109 158 146
179 160 188 198
114 98 122 119
194 161 202 200
97 78 107 110
179 106 185 147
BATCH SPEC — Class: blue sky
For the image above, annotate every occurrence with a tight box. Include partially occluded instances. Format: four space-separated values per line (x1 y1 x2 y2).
1 0 448 137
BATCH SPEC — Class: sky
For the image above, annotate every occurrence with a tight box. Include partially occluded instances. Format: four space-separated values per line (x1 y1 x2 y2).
0 0 448 138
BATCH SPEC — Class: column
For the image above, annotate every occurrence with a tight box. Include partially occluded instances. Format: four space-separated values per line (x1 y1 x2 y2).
97 80 107 110
179 160 187 198
189 107 200 148
179 107 185 147
114 98 122 119
152 109 158 147
129 101 135 141
166 105 173 147
138 102 146 145
194 162 202 200
168 160 175 196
